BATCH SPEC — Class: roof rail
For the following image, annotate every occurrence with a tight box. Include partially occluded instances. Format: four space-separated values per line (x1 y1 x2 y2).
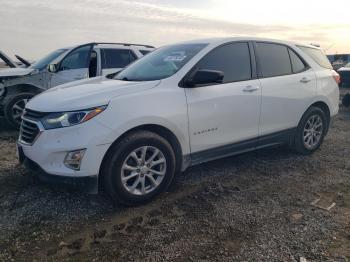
92 42 155 48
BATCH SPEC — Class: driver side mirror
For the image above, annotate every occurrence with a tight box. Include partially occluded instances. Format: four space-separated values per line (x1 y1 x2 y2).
184 69 224 88
47 63 58 73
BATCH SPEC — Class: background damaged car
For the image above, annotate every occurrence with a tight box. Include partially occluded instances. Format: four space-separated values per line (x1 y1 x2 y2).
0 42 154 128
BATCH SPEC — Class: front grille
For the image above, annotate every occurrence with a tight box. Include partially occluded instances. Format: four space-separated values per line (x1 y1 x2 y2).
23 109 48 120
19 109 47 145
20 119 40 145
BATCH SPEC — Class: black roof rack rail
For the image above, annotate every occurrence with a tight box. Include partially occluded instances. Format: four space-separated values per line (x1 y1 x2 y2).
91 42 155 48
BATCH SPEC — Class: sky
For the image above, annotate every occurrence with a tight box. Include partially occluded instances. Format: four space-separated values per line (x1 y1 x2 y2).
0 0 349 60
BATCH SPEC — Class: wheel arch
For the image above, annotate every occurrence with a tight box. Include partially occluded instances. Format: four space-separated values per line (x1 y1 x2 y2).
305 100 331 134
98 124 184 189
5 84 42 97
309 101 330 120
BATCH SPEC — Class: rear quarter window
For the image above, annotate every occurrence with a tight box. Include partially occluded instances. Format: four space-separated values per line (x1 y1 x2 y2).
289 49 307 73
298 46 333 69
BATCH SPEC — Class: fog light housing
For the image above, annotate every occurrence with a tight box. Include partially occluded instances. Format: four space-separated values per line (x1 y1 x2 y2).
64 149 86 170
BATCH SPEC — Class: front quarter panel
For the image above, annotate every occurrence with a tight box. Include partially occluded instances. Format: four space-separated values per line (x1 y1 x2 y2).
3 71 49 91
95 83 190 155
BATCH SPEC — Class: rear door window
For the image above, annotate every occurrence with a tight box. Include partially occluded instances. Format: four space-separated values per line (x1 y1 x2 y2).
256 43 292 78
195 42 252 83
101 49 137 68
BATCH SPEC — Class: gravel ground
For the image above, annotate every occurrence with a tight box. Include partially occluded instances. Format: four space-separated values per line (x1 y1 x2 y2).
0 100 349 261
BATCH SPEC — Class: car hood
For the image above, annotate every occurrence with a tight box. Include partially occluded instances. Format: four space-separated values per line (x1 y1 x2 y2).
0 67 36 77
26 78 160 112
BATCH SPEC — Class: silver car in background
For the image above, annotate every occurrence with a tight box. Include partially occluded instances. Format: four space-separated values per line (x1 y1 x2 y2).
0 42 154 128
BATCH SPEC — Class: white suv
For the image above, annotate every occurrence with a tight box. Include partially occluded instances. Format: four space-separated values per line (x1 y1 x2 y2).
18 37 339 205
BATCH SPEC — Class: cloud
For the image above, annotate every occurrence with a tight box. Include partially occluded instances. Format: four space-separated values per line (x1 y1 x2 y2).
0 0 349 59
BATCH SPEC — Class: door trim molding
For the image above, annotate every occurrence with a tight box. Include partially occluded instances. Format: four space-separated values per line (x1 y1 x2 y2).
188 127 296 167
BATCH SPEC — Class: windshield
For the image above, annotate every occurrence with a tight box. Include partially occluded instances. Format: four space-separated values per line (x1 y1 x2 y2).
115 43 207 81
345 62 350 68
30 49 68 70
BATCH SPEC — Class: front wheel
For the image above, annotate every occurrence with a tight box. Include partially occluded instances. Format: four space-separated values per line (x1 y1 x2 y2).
4 93 35 129
102 131 176 206
292 106 328 155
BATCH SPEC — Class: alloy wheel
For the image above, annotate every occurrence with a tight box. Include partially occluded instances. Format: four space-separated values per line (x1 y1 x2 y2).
121 146 167 195
303 114 323 150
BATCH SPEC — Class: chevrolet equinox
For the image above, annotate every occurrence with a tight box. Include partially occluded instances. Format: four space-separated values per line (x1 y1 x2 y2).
17 37 340 205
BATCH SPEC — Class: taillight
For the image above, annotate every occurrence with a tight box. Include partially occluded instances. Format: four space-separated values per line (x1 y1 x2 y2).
332 70 341 85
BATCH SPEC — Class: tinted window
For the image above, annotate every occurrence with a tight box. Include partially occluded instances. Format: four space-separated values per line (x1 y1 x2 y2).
30 49 68 70
60 45 91 70
115 43 207 81
298 46 333 69
289 49 307 73
195 42 251 83
140 50 151 55
101 49 137 69
256 43 292 78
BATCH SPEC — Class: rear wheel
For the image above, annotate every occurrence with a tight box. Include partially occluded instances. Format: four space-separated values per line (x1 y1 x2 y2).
4 93 35 129
292 106 328 155
102 131 176 206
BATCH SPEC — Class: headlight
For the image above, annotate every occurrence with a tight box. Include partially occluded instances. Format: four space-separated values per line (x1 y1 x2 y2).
41 105 107 130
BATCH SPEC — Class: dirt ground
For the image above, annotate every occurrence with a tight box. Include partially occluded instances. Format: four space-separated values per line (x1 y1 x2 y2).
0 94 350 261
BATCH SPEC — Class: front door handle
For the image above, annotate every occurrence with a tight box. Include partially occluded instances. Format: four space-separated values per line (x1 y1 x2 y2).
300 77 311 83
243 85 260 92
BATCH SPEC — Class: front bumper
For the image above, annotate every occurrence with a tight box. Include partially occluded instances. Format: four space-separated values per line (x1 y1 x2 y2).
20 151 99 193
17 118 113 191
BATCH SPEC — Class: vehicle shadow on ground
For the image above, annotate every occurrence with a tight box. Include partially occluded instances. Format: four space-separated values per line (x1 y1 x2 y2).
1 138 297 209
26 145 296 204
0 117 18 138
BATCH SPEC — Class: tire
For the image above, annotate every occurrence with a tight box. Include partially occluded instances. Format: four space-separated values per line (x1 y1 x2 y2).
102 130 176 206
292 106 328 155
4 93 35 129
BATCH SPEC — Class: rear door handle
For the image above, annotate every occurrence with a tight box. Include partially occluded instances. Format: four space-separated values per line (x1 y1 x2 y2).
300 77 311 83
243 85 260 92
